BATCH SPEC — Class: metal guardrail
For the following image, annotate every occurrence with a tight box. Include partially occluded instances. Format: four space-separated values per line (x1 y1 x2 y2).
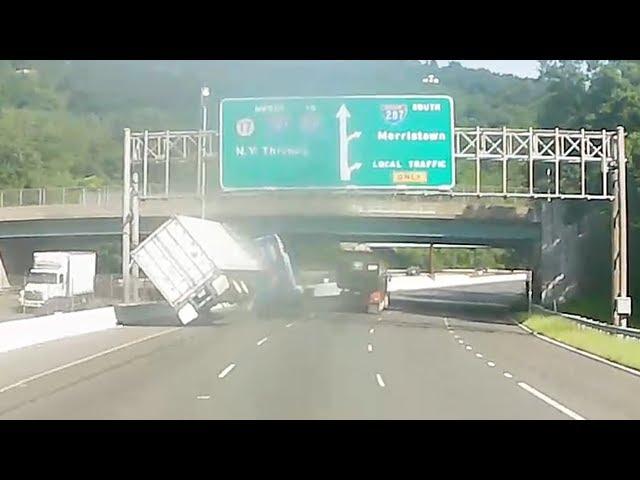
0 186 122 208
534 305 640 340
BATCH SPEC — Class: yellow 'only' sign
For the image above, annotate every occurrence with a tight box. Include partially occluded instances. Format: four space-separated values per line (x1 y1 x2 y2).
392 171 428 183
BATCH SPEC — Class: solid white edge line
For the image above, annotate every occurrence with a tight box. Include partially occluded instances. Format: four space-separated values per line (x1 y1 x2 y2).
376 373 386 387
256 337 268 346
0 327 180 394
516 321 640 378
518 381 585 420
218 363 236 379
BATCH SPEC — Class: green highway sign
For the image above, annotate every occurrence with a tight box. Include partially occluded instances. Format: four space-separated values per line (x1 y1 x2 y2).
219 95 455 190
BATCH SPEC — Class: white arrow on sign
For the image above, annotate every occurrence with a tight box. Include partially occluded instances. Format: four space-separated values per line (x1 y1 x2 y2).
336 104 362 181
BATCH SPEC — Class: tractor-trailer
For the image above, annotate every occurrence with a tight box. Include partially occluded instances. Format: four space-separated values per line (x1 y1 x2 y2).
131 215 262 324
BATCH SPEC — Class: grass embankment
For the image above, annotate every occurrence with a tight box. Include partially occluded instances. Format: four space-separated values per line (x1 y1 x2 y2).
519 309 640 371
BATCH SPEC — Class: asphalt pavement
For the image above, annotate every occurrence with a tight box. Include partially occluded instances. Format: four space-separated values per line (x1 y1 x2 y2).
1 282 639 419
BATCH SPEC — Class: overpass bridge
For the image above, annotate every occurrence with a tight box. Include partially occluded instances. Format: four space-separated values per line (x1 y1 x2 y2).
0 185 541 287
0 186 538 243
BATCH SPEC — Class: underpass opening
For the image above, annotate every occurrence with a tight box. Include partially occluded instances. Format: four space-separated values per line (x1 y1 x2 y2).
370 241 533 319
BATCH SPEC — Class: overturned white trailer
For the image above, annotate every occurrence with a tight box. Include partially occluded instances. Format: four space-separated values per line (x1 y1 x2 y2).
131 215 262 324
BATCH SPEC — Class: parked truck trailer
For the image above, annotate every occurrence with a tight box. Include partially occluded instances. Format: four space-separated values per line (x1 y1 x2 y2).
19 251 97 310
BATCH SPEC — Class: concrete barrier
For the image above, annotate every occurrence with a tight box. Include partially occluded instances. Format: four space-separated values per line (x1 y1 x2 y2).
0 306 118 353
114 301 240 327
310 282 342 297
388 272 528 292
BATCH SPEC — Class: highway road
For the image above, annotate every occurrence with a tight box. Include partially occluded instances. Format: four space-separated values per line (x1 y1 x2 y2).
1 283 640 419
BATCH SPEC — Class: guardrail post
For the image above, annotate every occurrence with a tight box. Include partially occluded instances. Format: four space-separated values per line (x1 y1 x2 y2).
0 191 3 208
62 187 66 205
19 189 23 206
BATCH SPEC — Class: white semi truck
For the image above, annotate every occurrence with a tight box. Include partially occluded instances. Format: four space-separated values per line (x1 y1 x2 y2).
19 251 97 310
131 216 263 324
131 215 304 324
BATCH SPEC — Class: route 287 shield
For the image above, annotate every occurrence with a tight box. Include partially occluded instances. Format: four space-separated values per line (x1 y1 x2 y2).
381 104 408 125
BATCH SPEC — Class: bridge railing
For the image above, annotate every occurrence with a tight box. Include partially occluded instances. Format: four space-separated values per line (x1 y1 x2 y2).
0 184 535 220
0 186 122 209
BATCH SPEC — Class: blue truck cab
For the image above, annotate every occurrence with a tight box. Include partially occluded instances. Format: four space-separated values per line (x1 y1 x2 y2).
253 234 303 316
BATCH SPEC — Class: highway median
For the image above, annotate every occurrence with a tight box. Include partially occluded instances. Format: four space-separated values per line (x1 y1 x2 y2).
518 309 640 372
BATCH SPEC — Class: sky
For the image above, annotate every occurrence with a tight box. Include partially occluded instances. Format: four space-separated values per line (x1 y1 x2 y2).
438 60 540 79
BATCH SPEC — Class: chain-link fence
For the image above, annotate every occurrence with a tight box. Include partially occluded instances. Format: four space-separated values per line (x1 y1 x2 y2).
0 186 122 208
0 273 162 322
94 274 163 304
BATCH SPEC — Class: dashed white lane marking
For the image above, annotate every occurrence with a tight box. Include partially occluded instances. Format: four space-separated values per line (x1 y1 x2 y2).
285 322 294 328
517 381 585 420
256 337 268 346
465 346 472 351
218 363 236 379
487 361 496 367
0 327 180 394
449 330 454 334
376 373 386 388
367 344 373 353
369 328 375 334
458 339 464 344
196 395 211 400
503 372 513 379
475 353 483 359
454 335 460 339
